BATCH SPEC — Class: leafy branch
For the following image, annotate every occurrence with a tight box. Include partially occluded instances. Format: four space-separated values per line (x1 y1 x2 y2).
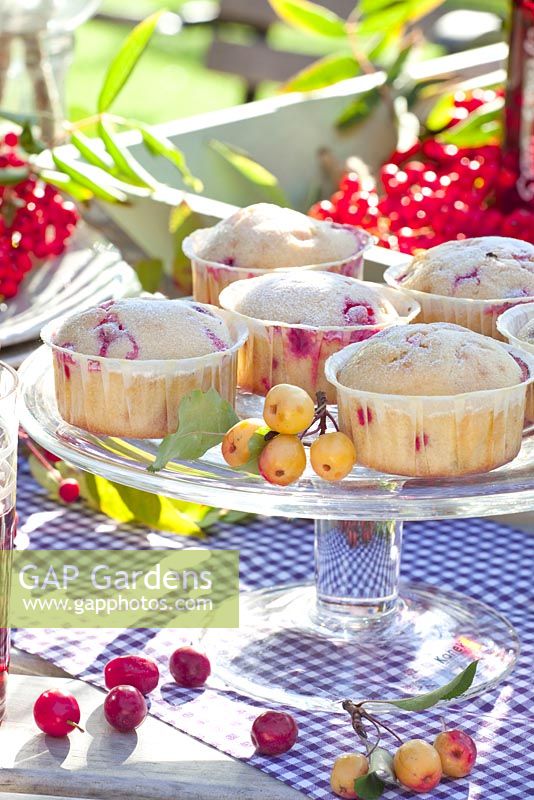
0 11 202 201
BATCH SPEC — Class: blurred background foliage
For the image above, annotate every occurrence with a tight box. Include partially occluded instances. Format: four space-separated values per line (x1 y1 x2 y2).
68 0 510 124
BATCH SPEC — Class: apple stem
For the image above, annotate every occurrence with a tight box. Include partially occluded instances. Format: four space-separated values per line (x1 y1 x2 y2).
67 720 85 733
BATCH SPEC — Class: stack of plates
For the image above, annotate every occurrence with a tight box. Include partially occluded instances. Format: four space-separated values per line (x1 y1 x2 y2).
0 224 140 367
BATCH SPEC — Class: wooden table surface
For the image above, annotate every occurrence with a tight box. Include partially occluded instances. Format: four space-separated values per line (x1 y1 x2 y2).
2 650 304 800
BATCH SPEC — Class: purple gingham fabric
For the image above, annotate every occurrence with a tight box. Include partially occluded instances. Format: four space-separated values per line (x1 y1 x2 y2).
13 458 534 799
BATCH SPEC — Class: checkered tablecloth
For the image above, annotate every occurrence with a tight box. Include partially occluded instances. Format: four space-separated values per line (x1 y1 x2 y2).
13 458 534 799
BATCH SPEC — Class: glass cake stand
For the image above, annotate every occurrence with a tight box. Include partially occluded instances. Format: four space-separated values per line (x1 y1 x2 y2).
18 346 534 712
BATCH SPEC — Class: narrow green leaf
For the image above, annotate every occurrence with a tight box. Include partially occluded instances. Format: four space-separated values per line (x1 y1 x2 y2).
98 10 166 112
70 130 113 171
133 257 163 293
20 121 45 155
0 109 38 126
269 0 347 37
438 98 503 147
354 772 385 800
0 167 30 185
52 153 128 203
39 169 94 202
282 53 358 93
387 41 413 83
169 200 192 233
335 87 381 129
149 388 240 472
209 139 287 205
425 91 456 132
28 453 61 497
136 123 203 192
382 661 479 711
99 117 157 188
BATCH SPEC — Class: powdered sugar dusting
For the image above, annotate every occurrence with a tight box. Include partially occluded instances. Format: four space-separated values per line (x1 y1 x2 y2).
518 320 534 344
339 322 523 396
400 237 534 299
197 203 358 269
54 298 232 360
227 271 399 326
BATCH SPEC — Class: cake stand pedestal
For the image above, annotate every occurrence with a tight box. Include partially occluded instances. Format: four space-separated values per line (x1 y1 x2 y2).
18 347 533 711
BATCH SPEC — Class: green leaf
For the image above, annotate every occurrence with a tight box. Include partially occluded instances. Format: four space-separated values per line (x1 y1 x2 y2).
27 453 61 497
0 109 38 126
169 200 192 233
79 472 208 536
354 772 385 800
133 257 163 293
445 0 507 17
98 10 166 112
136 123 203 192
20 121 45 155
235 429 270 475
425 91 456 132
269 0 347 37
52 153 128 203
70 130 114 171
438 98 503 147
0 167 30 185
335 87 381 129
149 388 240 473
282 53 358 93
99 117 157 189
39 169 94 202
381 661 479 711
209 139 287 205
387 41 413 83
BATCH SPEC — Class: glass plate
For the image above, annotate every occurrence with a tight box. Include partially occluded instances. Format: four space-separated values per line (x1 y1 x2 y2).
18 346 534 521
0 223 139 349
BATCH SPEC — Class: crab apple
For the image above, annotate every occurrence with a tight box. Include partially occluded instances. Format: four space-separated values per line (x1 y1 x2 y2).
104 655 160 695
33 689 81 737
104 685 147 732
169 646 211 688
263 384 315 435
258 434 306 486
222 418 264 467
434 729 477 778
310 432 356 481
251 710 298 756
330 753 369 799
393 739 442 793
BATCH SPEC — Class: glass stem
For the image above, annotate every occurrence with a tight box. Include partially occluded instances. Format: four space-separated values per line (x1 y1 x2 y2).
314 519 403 629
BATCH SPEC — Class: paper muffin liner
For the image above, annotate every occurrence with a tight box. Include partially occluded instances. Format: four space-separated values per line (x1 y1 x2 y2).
497 302 534 423
325 341 534 477
384 262 534 340
183 226 373 306
219 280 420 403
42 305 248 439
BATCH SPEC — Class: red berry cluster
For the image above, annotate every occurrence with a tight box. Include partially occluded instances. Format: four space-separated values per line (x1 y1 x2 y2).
0 133 78 300
310 89 534 255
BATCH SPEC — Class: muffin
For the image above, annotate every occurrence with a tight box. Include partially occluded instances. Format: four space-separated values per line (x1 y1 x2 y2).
497 302 534 423
43 298 248 439
325 322 532 477
219 271 420 402
384 237 534 338
183 203 372 304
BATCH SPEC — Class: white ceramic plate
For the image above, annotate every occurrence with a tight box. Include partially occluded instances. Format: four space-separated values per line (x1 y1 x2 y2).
0 223 140 350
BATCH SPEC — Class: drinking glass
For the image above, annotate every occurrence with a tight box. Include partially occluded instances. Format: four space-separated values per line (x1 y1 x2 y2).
0 362 18 723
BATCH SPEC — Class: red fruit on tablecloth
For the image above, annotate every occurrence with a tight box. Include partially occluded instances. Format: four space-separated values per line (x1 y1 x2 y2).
169 646 211 688
104 685 147 732
105 655 160 695
33 688 82 737
251 710 299 756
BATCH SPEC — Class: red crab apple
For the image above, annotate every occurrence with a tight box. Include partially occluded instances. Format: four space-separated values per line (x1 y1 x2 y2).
434 729 477 778
251 710 298 756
